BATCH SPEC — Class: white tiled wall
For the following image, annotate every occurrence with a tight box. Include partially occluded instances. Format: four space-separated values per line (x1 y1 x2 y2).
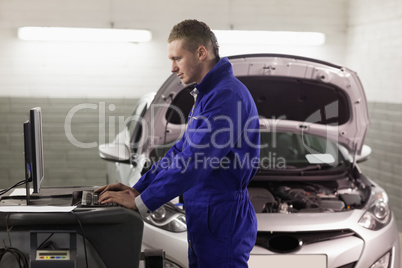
1 0 400 101
0 97 137 188
345 0 402 103
0 0 348 98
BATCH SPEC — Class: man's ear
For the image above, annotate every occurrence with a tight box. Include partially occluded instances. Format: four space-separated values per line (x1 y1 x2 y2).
197 46 208 60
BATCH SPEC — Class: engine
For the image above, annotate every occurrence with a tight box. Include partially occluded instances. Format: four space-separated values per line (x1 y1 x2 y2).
249 180 368 214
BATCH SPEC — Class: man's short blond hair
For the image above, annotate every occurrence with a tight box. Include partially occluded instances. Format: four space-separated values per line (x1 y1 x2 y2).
168 19 220 60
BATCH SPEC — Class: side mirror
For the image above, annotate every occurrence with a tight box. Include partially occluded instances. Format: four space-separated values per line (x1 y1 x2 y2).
99 143 130 164
356 144 372 163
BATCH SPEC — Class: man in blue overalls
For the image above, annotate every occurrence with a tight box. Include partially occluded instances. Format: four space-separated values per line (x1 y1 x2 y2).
98 19 260 267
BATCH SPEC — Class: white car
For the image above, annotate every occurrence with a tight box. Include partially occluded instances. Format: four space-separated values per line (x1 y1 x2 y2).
99 54 400 268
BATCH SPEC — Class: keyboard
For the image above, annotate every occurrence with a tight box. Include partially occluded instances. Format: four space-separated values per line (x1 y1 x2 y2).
72 190 119 207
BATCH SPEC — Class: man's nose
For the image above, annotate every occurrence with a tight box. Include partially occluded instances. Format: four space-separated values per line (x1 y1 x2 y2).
171 62 178 73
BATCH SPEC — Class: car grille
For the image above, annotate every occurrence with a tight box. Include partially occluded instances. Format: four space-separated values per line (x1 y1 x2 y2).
256 229 356 253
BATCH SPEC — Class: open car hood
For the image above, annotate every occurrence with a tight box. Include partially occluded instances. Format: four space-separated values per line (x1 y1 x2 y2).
230 54 370 154
145 54 370 155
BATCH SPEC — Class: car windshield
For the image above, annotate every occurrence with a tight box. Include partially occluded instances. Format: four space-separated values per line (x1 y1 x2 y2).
258 131 345 171
148 131 346 174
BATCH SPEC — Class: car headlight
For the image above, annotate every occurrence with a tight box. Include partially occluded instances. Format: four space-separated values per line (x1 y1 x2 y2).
358 189 391 230
143 202 187 233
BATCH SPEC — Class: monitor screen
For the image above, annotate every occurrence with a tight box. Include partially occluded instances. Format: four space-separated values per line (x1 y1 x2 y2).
23 107 44 204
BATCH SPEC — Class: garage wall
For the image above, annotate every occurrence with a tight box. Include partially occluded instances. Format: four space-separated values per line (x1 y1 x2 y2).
345 0 402 103
0 0 348 99
345 0 402 230
0 97 137 188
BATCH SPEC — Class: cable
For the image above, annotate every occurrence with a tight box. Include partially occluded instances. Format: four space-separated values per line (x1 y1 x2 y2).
70 211 89 268
0 213 29 268
5 213 12 247
0 180 27 196
37 233 55 249
0 247 29 268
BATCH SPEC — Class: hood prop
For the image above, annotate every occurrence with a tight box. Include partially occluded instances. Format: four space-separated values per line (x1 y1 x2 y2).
351 142 362 179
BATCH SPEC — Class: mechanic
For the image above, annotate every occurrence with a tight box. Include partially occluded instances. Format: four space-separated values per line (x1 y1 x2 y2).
97 19 260 267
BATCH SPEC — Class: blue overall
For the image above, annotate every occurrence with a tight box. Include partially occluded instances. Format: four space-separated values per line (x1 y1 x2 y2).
134 57 260 267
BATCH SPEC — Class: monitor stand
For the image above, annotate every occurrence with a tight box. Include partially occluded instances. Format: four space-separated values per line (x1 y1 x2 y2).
25 169 31 205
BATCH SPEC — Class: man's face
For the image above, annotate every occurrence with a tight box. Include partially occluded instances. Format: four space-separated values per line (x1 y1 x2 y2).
168 39 203 84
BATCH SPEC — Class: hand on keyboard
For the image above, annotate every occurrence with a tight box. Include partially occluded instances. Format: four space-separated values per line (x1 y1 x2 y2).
81 190 118 207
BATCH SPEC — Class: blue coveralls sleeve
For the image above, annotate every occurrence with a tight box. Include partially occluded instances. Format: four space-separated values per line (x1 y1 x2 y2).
133 137 184 193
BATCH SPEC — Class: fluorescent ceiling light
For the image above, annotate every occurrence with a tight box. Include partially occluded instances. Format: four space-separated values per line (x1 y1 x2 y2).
213 30 325 46
18 27 152 43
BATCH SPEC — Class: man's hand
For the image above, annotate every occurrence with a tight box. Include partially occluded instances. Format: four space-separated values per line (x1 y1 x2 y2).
95 182 134 194
95 183 141 210
98 189 138 210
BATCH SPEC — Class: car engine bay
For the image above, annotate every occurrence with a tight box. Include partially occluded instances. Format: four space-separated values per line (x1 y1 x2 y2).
248 177 371 213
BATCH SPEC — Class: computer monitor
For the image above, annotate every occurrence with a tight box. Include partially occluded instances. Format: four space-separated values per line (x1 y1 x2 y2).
23 107 45 205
